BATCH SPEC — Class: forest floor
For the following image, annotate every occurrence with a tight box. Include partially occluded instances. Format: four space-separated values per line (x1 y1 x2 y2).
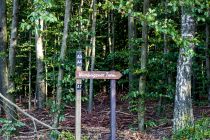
0 94 210 140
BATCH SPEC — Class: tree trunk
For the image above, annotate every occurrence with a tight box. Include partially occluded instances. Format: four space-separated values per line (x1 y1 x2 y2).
8 0 18 96
128 0 136 93
44 38 48 103
7 0 19 120
84 0 93 97
28 45 32 110
157 0 169 117
53 0 71 128
88 0 97 113
173 6 194 132
0 0 18 123
0 0 7 116
206 8 210 107
35 19 46 109
138 0 149 131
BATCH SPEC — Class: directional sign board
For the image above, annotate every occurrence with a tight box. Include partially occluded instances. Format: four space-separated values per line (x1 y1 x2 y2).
76 71 122 80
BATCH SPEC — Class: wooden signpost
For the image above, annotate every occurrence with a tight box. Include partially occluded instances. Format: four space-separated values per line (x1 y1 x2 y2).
75 51 122 140
75 51 82 140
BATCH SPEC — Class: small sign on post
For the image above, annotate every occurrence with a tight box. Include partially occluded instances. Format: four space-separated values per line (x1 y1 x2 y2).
75 51 122 140
75 51 82 140
76 71 122 80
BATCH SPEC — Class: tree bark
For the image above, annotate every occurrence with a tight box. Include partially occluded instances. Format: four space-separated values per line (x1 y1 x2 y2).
128 0 136 93
0 0 18 123
8 0 18 95
138 0 149 131
84 0 93 97
53 0 71 128
28 33 32 110
0 0 7 116
35 19 46 109
7 0 19 121
173 6 194 132
206 8 210 107
88 0 97 113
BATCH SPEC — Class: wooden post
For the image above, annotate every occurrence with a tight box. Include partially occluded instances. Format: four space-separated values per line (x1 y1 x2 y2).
75 67 121 140
110 79 116 140
75 51 82 140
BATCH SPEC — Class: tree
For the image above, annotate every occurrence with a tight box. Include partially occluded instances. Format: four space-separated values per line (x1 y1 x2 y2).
53 0 72 128
7 0 19 120
0 0 19 123
35 18 46 109
0 0 8 116
88 0 97 113
128 0 136 93
206 6 210 107
173 3 195 132
138 0 149 131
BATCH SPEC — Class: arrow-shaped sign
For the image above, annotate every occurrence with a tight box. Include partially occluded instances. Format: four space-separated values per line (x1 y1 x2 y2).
76 71 122 80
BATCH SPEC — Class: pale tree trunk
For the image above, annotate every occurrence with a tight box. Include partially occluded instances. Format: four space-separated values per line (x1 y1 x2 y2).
0 0 7 116
173 6 194 132
7 0 19 120
84 0 94 97
53 0 71 128
44 39 48 102
206 8 210 107
128 0 136 93
0 0 18 123
35 19 46 109
84 0 94 71
138 0 149 131
88 0 97 113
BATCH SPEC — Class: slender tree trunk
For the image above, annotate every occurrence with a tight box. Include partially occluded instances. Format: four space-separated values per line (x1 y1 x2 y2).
88 0 97 113
35 19 46 109
157 0 169 117
7 0 19 120
173 6 194 132
44 40 48 102
0 0 19 123
28 33 32 110
53 0 71 128
84 0 94 97
28 45 32 110
111 10 115 61
128 0 136 93
0 0 7 116
138 0 149 131
8 0 18 96
106 8 115 94
206 8 210 107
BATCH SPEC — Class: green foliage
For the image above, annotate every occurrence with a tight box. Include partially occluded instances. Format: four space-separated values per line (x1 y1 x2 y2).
173 118 210 140
46 99 59 114
58 131 88 140
124 91 139 112
145 120 158 128
0 118 25 137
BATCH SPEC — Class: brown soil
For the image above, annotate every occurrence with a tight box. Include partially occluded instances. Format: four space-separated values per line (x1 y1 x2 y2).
0 97 209 140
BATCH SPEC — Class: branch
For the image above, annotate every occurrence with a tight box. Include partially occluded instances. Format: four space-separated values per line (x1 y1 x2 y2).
0 93 56 130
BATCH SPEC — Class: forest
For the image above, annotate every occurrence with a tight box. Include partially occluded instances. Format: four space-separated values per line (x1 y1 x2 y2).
0 0 210 139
